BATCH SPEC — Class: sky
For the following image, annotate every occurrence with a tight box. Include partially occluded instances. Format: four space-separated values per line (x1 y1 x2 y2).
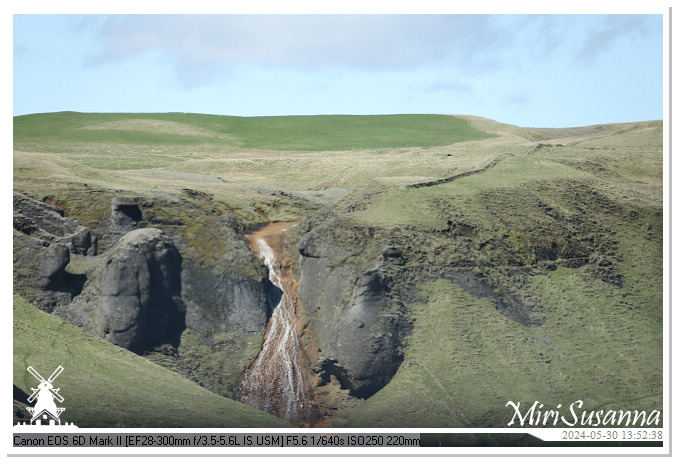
12 10 667 128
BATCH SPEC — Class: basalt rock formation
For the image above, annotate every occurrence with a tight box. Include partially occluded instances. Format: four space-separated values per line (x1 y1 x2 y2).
110 195 143 231
13 193 97 311
65 228 186 352
308 270 406 398
13 192 98 257
13 191 271 395
296 216 411 399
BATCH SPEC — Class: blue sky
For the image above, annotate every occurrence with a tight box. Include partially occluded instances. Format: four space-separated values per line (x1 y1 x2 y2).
12 11 666 128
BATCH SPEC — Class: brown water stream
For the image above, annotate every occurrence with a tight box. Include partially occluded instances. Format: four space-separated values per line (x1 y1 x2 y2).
237 222 320 425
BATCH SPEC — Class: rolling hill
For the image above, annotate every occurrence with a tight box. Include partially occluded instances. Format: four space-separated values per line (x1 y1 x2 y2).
13 112 663 431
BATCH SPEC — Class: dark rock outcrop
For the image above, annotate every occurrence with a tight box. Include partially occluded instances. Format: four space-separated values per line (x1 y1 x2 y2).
66 228 186 353
14 191 272 396
181 261 269 337
381 246 405 266
13 194 185 352
312 270 405 398
297 219 409 399
173 215 271 338
13 193 97 311
110 195 142 230
13 192 98 257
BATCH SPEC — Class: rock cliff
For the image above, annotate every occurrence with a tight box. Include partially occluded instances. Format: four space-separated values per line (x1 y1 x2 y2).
13 191 271 396
295 216 411 399
66 228 186 352
13 193 97 310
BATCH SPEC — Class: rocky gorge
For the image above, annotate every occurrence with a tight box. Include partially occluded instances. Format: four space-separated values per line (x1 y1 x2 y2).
12 187 416 424
13 191 272 400
13 114 663 429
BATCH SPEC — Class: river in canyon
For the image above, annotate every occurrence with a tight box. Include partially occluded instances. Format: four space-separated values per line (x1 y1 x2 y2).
237 222 321 425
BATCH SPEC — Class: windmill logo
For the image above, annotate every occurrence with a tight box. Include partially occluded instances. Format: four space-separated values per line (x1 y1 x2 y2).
17 365 76 427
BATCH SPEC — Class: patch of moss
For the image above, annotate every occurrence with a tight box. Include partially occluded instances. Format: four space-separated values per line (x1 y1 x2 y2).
43 191 112 236
178 327 264 398
179 212 227 268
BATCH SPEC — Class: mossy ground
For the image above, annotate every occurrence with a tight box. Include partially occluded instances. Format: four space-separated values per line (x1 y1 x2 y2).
177 328 264 398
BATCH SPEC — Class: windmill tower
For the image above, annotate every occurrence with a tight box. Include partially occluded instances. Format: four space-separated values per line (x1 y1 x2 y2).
25 366 65 425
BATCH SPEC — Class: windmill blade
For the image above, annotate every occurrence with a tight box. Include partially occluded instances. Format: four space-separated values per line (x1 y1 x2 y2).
28 388 39 403
27 366 45 383
50 388 64 403
48 365 64 383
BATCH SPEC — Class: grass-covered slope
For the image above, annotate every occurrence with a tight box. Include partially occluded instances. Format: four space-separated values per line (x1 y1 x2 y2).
13 295 290 428
337 127 663 427
13 112 494 152
13 112 663 428
347 273 662 427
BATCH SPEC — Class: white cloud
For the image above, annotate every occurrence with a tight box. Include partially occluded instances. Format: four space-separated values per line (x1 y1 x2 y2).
86 15 509 87
87 14 660 88
576 15 659 64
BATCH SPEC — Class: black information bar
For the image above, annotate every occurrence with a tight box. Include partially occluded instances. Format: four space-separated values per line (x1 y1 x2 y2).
13 433 421 448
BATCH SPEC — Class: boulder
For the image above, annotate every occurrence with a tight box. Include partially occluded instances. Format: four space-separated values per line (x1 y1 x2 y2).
297 221 409 398
68 228 186 353
311 270 405 398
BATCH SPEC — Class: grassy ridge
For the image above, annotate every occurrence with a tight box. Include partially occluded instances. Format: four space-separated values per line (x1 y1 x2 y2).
341 129 663 427
13 295 290 428
13 112 494 151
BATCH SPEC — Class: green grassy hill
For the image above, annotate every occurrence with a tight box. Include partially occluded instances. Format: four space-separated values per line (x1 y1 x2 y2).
13 112 663 429
13 112 494 152
13 295 290 428
322 125 662 427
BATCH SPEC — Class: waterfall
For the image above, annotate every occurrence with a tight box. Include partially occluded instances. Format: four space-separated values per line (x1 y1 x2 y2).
238 224 319 424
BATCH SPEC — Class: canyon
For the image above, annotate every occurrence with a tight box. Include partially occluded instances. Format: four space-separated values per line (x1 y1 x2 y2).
13 113 663 429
